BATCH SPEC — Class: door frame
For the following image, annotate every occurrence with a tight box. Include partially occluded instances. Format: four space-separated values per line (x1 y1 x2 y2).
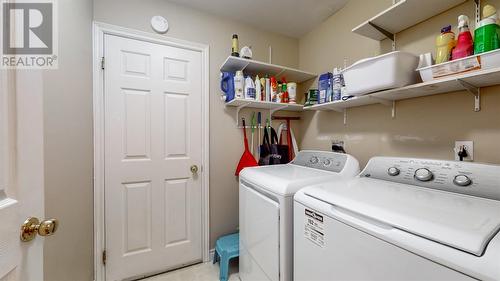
92 22 210 281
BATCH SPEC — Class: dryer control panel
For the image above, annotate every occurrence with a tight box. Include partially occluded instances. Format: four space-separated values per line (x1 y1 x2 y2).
292 150 351 174
361 157 500 201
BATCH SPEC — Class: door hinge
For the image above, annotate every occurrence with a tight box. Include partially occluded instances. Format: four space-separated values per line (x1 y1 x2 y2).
102 250 106 265
101 57 105 70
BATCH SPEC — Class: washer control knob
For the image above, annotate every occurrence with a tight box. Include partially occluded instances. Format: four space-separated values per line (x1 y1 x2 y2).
453 175 472 187
323 159 332 167
310 156 319 164
387 167 400 176
414 168 433 182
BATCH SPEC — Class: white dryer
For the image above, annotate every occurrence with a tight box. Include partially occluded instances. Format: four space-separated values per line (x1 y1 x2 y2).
294 157 500 281
239 150 359 281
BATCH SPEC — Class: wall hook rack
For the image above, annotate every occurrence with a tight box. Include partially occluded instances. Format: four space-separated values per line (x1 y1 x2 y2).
232 101 300 128
271 116 301 121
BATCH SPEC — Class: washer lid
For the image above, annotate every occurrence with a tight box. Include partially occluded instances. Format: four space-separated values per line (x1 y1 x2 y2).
304 177 500 256
240 164 343 196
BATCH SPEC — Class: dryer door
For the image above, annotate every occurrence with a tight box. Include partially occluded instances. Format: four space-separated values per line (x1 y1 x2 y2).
239 182 280 281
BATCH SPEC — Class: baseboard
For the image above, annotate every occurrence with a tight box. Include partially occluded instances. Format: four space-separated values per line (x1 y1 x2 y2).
209 248 215 262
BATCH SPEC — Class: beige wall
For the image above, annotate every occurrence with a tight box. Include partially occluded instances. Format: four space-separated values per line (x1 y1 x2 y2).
93 0 298 255
299 0 500 167
43 0 500 280
43 0 94 280
44 1 298 279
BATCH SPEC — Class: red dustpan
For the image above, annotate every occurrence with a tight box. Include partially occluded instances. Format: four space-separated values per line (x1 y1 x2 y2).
235 118 258 176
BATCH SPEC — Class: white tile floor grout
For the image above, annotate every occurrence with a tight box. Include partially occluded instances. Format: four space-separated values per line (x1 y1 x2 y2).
142 260 240 281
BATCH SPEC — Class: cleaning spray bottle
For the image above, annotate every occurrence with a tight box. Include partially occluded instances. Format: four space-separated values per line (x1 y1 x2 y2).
474 4 500 54
270 77 278 102
281 77 289 103
452 15 474 60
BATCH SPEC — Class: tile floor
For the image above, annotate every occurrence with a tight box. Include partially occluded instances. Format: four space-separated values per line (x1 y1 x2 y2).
143 260 240 281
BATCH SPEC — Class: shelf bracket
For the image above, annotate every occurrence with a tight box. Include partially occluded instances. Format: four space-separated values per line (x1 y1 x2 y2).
276 69 286 78
322 107 346 124
240 61 250 72
368 21 394 41
456 79 480 112
328 108 344 113
235 101 252 126
369 97 396 118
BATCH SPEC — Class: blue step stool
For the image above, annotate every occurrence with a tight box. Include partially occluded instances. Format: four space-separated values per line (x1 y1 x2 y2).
213 233 239 281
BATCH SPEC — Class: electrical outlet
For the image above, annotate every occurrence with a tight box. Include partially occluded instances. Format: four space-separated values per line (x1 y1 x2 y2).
332 140 346 153
332 140 344 147
454 141 474 161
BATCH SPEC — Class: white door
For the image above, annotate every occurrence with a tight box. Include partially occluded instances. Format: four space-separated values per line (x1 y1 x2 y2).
104 34 203 281
0 70 46 281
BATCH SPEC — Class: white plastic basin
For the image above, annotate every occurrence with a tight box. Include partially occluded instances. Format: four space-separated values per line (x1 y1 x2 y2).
343 51 419 96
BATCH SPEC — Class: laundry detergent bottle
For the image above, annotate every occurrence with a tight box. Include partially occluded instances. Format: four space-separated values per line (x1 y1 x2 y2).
452 15 474 60
220 72 235 102
436 25 455 64
234 70 245 99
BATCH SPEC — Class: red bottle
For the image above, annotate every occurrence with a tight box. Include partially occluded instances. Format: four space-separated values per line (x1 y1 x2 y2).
452 15 474 60
281 77 289 103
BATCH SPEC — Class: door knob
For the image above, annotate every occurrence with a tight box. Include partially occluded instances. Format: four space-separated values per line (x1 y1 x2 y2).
20 217 59 242
190 165 199 174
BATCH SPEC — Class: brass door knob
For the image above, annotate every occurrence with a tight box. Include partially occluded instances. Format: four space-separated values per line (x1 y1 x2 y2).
190 165 199 174
20 217 58 242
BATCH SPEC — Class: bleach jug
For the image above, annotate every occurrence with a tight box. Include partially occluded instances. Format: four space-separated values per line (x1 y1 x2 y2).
220 72 235 102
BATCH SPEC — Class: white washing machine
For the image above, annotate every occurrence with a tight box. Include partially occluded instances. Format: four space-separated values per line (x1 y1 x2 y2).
294 157 500 281
239 150 359 281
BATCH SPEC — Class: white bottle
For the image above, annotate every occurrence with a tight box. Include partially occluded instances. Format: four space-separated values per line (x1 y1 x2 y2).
255 75 261 101
234 71 244 99
265 78 271 101
244 76 256 99
287 82 297 104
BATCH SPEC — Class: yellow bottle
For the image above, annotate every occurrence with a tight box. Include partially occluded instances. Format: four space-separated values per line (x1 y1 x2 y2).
231 34 239 57
436 25 456 64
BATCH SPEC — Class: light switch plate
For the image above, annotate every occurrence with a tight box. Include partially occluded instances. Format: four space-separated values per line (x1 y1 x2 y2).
454 141 474 161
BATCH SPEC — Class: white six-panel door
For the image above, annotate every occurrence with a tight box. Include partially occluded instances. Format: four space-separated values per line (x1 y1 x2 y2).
0 71 45 281
104 34 203 281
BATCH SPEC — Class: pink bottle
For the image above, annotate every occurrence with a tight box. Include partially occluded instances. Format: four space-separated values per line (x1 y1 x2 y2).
452 15 474 60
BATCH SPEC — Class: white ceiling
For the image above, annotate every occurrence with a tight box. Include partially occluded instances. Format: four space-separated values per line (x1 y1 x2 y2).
167 0 348 38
